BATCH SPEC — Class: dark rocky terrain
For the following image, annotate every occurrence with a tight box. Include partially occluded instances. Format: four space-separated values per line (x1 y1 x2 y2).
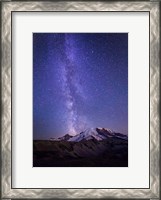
33 134 128 167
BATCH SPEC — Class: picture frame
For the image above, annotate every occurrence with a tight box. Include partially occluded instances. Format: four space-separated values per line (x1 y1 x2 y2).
0 0 160 199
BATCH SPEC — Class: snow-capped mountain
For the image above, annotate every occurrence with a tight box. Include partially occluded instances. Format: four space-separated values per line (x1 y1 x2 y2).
51 128 127 142
68 128 127 142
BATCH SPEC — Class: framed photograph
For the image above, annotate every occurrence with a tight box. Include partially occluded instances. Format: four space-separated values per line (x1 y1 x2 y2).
1 0 160 199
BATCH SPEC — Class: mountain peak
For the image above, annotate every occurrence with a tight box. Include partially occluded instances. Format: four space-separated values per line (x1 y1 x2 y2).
51 127 127 142
68 127 127 142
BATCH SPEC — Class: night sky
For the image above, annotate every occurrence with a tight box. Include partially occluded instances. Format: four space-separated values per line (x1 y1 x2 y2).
33 33 128 140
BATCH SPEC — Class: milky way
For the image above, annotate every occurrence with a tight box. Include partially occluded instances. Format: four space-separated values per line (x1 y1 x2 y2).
33 33 128 139
61 34 86 135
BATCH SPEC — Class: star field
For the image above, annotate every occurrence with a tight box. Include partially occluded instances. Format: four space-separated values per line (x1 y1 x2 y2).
33 33 128 139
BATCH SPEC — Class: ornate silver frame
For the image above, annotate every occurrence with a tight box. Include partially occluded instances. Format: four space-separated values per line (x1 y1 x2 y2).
0 1 160 199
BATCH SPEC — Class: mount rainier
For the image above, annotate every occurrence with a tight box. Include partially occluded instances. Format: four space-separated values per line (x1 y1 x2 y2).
51 127 127 142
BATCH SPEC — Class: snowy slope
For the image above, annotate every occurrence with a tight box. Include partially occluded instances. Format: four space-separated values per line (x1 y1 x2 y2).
68 128 105 142
51 127 127 142
68 127 127 142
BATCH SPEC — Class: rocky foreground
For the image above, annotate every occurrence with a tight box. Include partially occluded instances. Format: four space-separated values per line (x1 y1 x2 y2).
33 136 128 167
